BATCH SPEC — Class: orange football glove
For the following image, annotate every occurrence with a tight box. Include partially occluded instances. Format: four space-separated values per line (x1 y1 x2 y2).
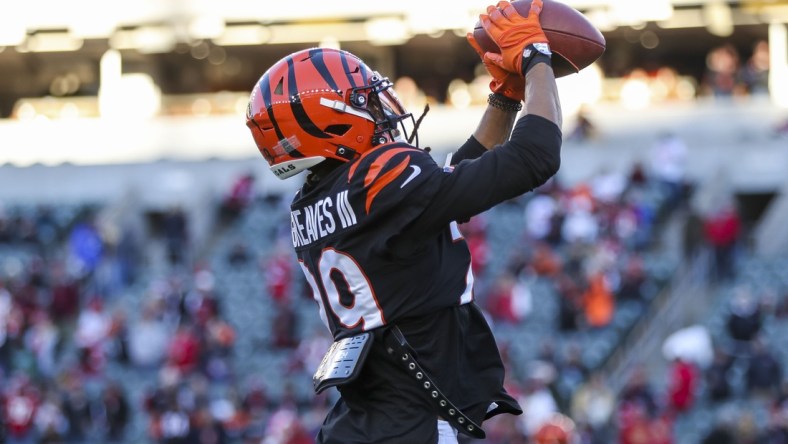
467 32 525 101
480 0 549 75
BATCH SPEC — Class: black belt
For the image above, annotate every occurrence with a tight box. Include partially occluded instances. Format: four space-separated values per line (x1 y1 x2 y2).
383 326 485 439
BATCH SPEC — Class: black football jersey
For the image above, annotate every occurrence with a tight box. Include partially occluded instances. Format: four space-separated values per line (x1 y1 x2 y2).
290 115 562 442
291 142 474 339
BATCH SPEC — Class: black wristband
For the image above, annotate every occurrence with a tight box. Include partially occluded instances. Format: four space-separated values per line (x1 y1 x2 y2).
487 93 523 112
521 43 552 75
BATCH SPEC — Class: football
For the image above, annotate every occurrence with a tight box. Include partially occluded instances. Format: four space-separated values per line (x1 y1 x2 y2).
473 0 606 77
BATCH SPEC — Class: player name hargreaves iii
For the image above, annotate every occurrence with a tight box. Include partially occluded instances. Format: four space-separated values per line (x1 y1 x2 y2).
290 190 358 248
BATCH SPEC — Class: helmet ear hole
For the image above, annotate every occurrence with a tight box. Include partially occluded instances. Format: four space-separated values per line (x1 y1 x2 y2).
324 124 351 136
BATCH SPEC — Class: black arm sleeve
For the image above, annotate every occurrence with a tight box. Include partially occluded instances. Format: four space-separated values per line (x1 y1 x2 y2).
451 136 488 164
412 114 561 234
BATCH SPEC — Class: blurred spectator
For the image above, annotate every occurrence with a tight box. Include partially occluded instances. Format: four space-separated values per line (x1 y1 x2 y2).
106 308 130 365
555 272 582 332
649 132 688 214
486 272 533 324
571 372 615 444
524 191 558 242
581 272 614 329
561 190 599 245
758 397 788 443
745 339 782 397
74 297 111 374
616 255 648 303
271 302 299 350
618 366 659 419
34 390 68 443
166 322 202 376
733 412 759 444
701 409 738 444
48 262 81 325
518 362 559 439
590 167 627 205
220 172 256 224
99 382 131 442
4 376 40 444
204 316 236 382
162 206 189 267
554 343 588 410
462 216 490 278
262 244 294 306
61 377 93 442
68 217 104 278
263 408 313 444
567 105 597 142
617 401 673 444
24 311 59 378
32 206 59 254
286 325 332 375
705 347 734 402
704 202 742 283
529 242 561 278
740 40 770 96
158 402 192 444
115 224 142 287
725 289 763 355
627 162 648 190
682 206 706 262
652 66 695 102
533 413 576 444
128 302 170 369
227 241 251 267
666 356 698 414
702 44 743 97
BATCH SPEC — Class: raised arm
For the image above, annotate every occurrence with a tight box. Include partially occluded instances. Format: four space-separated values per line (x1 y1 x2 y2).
406 0 562 236
457 0 561 160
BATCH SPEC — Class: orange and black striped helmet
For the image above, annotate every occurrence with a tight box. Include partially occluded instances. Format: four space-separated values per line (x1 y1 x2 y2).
246 48 414 179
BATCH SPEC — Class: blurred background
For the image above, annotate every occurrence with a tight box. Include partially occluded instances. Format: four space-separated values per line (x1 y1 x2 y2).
1 0 788 443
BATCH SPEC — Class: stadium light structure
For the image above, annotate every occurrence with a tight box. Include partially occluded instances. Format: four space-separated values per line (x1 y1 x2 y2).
18 31 84 53
703 0 735 36
365 18 411 46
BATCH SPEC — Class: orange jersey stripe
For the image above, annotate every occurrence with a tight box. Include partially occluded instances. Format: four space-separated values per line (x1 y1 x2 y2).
347 144 419 182
365 156 410 214
363 148 414 188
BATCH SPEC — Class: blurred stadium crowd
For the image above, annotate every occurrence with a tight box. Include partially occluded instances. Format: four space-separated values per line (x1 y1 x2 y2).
1 132 786 443
2 2 788 443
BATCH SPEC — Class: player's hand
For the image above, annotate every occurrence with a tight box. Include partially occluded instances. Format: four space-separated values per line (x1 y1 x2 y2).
467 32 525 101
480 0 549 75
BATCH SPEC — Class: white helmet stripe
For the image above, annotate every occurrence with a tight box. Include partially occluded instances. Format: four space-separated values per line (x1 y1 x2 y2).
319 98 375 122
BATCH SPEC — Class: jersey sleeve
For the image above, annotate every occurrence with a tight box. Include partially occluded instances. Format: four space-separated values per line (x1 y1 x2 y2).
451 136 488 164
409 114 562 236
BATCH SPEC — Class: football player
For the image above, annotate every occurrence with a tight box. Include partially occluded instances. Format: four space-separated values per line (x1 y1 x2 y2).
245 0 561 442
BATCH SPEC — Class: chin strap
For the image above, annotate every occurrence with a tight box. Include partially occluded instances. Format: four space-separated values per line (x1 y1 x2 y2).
407 103 431 147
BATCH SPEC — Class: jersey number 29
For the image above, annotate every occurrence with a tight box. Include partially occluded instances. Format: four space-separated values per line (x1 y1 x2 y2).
300 248 385 332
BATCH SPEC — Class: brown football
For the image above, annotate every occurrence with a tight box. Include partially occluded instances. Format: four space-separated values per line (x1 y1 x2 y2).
473 0 606 77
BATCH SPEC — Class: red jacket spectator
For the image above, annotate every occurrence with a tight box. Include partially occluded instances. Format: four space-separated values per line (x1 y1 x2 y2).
667 357 697 413
704 205 741 248
167 324 202 374
264 247 293 305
